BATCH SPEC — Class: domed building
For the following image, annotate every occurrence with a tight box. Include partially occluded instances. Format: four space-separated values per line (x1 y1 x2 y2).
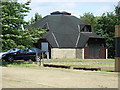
26 11 107 59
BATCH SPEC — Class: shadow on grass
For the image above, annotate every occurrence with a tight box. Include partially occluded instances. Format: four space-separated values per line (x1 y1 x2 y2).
0 61 26 67
0 61 9 67
106 70 115 72
0 60 39 68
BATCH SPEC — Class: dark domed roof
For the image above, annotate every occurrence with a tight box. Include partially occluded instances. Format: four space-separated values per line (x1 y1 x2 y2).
25 12 104 48
50 11 71 15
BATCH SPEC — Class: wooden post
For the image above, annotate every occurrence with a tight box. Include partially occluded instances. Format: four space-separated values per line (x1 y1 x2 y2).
115 25 120 72
36 50 41 66
40 52 44 66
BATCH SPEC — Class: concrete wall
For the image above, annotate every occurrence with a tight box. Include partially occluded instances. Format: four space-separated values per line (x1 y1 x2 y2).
76 49 84 59
51 48 83 59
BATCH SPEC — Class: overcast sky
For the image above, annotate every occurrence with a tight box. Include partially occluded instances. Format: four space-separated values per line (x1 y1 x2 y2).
18 0 119 21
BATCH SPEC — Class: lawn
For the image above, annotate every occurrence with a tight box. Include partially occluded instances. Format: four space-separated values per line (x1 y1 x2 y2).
0 61 38 68
1 59 115 71
44 58 114 61
43 59 115 71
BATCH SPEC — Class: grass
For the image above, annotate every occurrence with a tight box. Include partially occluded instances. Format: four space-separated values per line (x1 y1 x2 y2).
43 58 115 62
0 61 9 67
8 63 37 68
1 61 38 68
43 59 115 71
1 59 115 72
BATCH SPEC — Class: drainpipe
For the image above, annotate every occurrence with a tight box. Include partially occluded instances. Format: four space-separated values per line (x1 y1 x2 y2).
106 49 108 59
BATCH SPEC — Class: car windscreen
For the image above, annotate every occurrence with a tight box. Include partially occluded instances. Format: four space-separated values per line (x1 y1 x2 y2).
7 48 20 53
29 48 46 55
27 49 35 53
29 48 40 52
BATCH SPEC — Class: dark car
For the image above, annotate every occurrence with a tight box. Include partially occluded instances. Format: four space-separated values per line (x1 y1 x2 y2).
2 48 46 62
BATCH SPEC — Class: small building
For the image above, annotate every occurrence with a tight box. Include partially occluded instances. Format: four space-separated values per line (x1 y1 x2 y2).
26 11 107 59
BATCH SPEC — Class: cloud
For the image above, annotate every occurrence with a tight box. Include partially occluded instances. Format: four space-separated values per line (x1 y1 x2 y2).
95 5 113 16
18 0 119 3
26 2 78 18
18 0 119 21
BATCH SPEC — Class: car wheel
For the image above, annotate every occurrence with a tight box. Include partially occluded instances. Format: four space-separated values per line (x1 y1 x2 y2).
32 56 41 62
7 56 14 62
36 56 41 61
24 59 29 61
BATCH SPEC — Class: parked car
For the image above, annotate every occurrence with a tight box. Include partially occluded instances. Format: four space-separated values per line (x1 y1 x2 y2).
0 52 6 60
2 48 47 62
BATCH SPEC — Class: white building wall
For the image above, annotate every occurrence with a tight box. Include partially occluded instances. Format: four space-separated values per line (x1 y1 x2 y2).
51 48 84 59
76 48 84 59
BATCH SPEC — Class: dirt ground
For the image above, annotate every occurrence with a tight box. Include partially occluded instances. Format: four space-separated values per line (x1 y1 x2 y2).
1 66 119 88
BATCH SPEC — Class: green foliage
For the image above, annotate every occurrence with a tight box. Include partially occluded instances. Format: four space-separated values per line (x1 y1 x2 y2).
94 13 117 58
34 13 42 22
2 28 45 51
28 12 42 25
1 0 31 51
115 4 120 24
80 5 120 58
1 0 31 30
2 39 17 51
18 28 46 48
80 12 96 26
94 5 120 58
1 0 45 52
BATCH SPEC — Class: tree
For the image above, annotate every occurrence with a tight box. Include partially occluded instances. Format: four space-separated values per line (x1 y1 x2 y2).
17 28 46 48
94 3 120 58
34 13 42 22
1 0 31 51
94 12 117 58
80 10 119 58
80 12 96 30
1 0 46 52
1 0 31 30
28 12 42 25
115 2 120 24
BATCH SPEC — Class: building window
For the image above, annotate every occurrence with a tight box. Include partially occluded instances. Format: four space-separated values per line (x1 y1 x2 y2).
81 25 92 32
42 22 50 32
41 42 49 52
85 43 88 47
101 44 104 48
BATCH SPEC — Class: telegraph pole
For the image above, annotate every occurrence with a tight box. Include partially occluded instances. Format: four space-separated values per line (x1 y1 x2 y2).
115 25 120 72
115 2 120 72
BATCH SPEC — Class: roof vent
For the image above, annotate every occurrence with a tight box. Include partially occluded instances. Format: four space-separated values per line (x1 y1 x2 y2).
51 11 71 15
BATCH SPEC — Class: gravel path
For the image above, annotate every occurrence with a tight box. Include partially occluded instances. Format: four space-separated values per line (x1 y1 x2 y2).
2 66 118 88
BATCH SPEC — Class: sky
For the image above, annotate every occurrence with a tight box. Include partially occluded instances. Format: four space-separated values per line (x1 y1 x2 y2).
18 0 120 21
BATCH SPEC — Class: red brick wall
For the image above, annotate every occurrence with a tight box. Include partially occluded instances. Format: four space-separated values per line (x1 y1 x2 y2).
84 47 89 59
100 47 106 59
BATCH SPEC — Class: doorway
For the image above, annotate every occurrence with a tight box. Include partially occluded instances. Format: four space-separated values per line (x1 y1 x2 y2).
41 42 48 52
89 44 100 58
41 42 49 59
